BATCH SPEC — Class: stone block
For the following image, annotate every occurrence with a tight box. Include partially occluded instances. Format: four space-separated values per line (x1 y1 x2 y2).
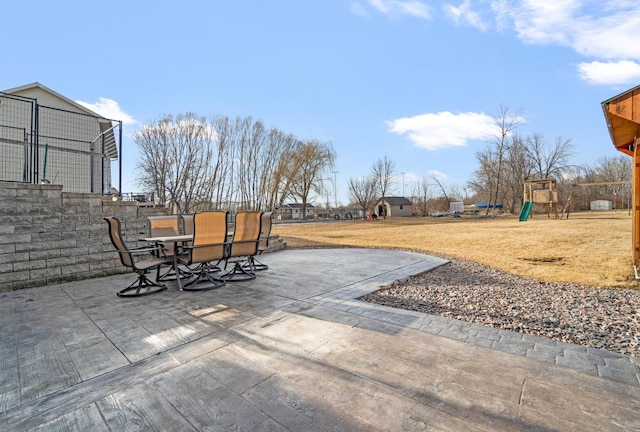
0 225 14 235
90 260 119 271
31 231 63 242
29 249 62 260
0 269 30 283
0 244 16 254
0 187 17 198
30 267 62 279
61 263 91 275
12 278 48 290
0 233 31 245
62 214 90 225
0 252 29 264
13 259 47 272
47 256 77 268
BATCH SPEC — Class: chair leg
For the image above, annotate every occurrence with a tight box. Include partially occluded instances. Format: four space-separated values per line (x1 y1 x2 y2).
157 259 194 281
222 259 257 282
183 263 226 291
117 270 167 297
243 255 268 271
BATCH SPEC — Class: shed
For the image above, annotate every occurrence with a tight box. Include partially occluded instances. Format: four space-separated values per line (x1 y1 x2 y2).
450 202 464 214
280 203 315 220
376 196 412 217
590 200 613 211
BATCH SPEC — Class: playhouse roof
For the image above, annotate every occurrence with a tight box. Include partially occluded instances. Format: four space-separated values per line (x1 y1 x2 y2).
602 84 640 156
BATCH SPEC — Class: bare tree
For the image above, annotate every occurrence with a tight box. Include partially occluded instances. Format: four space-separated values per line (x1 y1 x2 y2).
572 156 633 210
348 176 378 217
525 134 574 180
486 106 522 216
501 133 530 213
431 173 451 206
262 129 299 210
135 113 216 213
207 115 236 209
371 156 396 218
287 139 336 217
412 178 432 216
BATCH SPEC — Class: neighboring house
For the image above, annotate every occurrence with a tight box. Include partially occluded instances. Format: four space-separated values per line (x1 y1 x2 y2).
376 196 413 217
279 203 316 220
0 82 120 194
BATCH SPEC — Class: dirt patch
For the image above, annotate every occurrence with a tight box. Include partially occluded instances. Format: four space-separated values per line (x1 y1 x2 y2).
521 256 565 264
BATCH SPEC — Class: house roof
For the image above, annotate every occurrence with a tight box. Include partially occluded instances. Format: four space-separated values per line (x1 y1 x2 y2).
282 203 315 209
3 82 103 117
2 82 119 159
380 196 412 205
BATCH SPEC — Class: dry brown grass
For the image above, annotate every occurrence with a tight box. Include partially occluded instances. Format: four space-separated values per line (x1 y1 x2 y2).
272 210 637 288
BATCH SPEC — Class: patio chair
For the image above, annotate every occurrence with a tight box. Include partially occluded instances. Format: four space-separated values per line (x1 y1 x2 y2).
222 211 262 282
181 211 228 291
182 214 194 241
104 217 171 297
243 211 273 271
148 215 181 280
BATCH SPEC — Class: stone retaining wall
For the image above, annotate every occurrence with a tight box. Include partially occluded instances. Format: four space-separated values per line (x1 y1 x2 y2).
0 181 286 292
0 181 170 291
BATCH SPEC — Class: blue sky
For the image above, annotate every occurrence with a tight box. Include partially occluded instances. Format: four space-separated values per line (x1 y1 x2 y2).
2 0 639 204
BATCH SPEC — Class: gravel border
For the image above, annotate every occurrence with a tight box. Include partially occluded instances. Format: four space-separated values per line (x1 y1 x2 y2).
360 256 640 357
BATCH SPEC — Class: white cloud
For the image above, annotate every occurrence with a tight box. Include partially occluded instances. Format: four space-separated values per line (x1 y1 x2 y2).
492 1 640 59
443 1 488 31
386 111 498 150
76 98 136 125
350 2 370 18
428 170 448 180
578 60 640 86
365 0 432 20
488 1 640 85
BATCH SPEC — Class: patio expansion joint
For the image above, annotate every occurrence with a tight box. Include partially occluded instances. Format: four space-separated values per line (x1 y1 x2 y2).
0 328 243 430
59 286 132 365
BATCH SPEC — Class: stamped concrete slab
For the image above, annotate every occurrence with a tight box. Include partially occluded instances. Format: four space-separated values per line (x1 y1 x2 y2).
0 248 638 431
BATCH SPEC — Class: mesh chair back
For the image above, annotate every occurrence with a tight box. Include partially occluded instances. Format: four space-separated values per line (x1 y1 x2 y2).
182 214 195 236
148 215 180 254
191 211 228 263
104 216 134 268
229 212 262 258
258 212 273 251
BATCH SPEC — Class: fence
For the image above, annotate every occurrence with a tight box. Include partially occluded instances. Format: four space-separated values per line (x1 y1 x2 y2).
0 92 122 195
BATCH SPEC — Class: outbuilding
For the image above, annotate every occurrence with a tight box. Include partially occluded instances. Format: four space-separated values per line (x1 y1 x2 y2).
375 196 412 217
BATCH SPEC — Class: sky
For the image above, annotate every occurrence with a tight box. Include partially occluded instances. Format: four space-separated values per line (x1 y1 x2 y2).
2 0 640 205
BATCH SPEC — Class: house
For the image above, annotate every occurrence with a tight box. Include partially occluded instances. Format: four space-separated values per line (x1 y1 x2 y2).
0 82 120 194
375 196 413 217
279 203 316 220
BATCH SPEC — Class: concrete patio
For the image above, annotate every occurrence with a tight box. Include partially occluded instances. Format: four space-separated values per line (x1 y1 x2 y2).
1 248 639 431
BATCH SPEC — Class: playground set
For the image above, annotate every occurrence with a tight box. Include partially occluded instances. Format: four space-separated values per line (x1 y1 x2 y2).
519 179 558 221
518 179 631 222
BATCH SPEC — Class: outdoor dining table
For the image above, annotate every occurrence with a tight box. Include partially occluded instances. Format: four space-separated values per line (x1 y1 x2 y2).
141 234 193 290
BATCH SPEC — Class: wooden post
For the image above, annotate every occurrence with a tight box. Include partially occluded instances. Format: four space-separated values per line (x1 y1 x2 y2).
634 137 640 269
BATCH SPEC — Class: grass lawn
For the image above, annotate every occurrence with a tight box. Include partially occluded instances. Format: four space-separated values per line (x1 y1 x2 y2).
272 210 637 288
